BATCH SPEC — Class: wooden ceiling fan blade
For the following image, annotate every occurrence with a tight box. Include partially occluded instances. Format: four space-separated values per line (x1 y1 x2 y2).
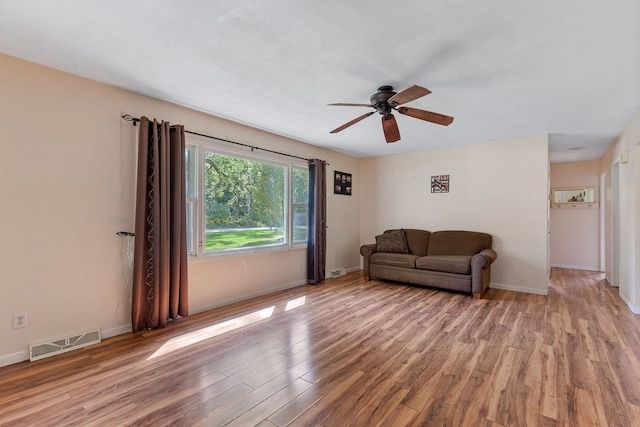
330 111 375 133
397 107 454 126
382 114 401 143
328 103 374 107
387 85 431 105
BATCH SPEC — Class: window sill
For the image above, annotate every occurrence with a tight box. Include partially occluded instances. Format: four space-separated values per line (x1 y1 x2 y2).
188 244 307 262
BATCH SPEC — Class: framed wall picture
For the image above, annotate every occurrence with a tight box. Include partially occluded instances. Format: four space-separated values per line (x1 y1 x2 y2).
431 175 450 193
334 171 352 195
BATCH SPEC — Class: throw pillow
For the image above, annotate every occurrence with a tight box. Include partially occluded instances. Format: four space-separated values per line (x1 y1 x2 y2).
375 230 408 254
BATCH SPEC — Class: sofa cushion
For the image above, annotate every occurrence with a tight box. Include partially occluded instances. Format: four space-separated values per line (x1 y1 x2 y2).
370 253 419 269
416 255 472 275
427 231 492 256
375 230 408 254
404 229 431 256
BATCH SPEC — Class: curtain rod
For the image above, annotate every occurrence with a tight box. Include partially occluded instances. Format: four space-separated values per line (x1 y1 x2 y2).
121 114 320 163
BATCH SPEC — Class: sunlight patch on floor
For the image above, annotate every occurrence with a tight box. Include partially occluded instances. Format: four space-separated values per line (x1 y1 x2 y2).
149 306 275 359
148 296 307 359
285 296 306 311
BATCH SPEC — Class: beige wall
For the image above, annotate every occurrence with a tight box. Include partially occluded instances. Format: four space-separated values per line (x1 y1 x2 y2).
600 110 640 312
549 160 601 270
0 53 361 364
360 136 550 295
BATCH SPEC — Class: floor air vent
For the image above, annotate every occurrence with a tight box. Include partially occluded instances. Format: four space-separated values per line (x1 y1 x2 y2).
330 268 346 278
30 329 101 361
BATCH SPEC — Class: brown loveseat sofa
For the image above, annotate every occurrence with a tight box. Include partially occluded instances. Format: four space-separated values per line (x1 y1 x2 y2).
360 229 497 298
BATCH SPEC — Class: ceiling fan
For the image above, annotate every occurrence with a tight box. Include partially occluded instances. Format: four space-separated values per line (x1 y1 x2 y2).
328 85 454 143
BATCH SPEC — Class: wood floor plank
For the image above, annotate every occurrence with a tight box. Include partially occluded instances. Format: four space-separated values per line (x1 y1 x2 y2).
266 385 321 426
1 268 640 426
113 369 228 425
573 387 601 426
281 370 365 425
168 382 255 426
407 397 455 426
193 369 309 426
591 359 633 426
223 378 312 426
483 344 521 423
347 382 410 427
0 392 74 426
450 369 493 426
377 403 420 427
404 341 471 411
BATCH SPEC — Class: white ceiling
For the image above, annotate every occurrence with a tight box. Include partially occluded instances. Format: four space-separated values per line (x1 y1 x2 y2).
0 0 638 161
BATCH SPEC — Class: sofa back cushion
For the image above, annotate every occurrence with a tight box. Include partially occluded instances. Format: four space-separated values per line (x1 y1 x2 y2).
383 229 430 256
404 229 431 256
427 230 492 256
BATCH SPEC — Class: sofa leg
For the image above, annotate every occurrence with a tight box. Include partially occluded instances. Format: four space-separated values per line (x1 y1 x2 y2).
473 292 482 299
364 275 370 281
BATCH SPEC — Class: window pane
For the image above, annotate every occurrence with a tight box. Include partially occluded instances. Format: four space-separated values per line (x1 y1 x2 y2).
293 205 308 243
293 167 309 204
293 167 309 243
185 146 196 198
203 152 285 252
186 199 195 255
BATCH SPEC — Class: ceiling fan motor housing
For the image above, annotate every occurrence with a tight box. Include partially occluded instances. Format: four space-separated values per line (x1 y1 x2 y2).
370 86 396 117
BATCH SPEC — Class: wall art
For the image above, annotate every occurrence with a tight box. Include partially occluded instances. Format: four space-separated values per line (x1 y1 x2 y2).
334 171 352 195
431 175 450 193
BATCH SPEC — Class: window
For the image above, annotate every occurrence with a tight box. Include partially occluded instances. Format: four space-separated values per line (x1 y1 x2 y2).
292 166 309 244
185 139 308 256
185 146 197 255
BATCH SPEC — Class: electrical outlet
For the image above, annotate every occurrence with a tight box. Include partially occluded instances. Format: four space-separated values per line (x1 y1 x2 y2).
13 312 27 329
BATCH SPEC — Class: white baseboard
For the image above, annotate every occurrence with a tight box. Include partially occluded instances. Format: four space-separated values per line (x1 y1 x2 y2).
345 266 361 274
0 350 29 367
191 279 307 315
102 324 132 339
489 282 548 296
619 291 640 314
551 264 600 272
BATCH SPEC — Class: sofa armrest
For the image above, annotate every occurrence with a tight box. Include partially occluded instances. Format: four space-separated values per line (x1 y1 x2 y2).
471 248 497 269
471 249 497 296
360 243 377 257
360 244 377 278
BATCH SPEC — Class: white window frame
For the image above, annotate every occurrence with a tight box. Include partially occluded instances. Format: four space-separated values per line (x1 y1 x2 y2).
186 135 308 258
185 144 198 256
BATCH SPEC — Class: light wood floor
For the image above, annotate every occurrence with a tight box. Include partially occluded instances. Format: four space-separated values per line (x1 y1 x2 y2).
2 268 640 426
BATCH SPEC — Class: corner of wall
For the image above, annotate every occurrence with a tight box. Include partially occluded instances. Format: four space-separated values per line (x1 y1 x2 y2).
619 290 640 315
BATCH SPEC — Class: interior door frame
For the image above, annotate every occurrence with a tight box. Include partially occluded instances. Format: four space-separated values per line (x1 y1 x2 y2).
600 172 606 272
611 161 620 287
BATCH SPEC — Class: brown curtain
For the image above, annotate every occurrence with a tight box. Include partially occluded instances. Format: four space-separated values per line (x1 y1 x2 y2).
307 159 327 284
131 116 188 332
